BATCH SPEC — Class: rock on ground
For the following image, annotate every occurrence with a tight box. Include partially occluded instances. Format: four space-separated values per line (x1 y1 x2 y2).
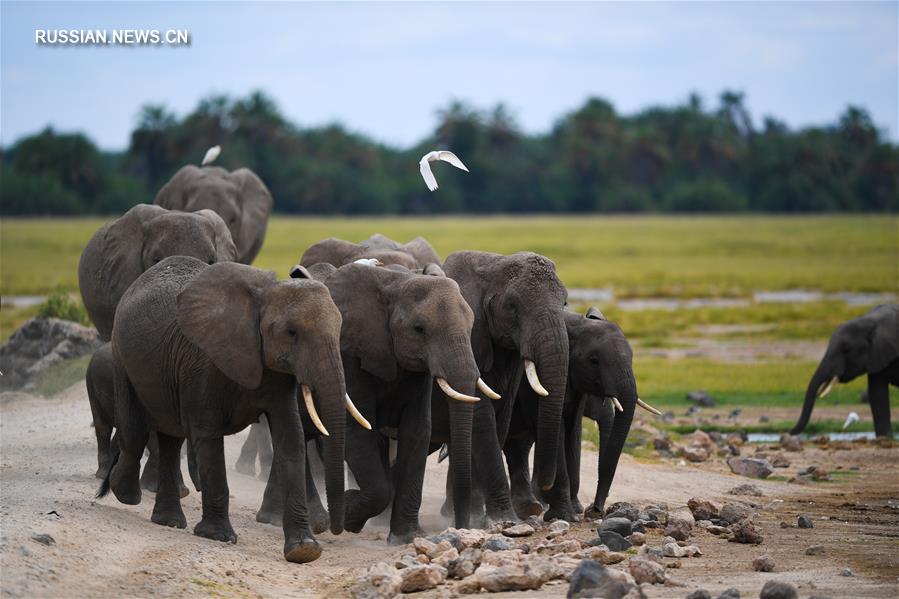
752 555 775 572
727 457 774 479
759 580 798 599
566 560 634 599
717 589 741 599
503 523 535 537
599 531 632 552
599 517 634 537
0 317 101 391
805 544 825 556
628 557 666 585
779 434 804 452
687 497 719 521
664 518 692 541
729 519 763 544
351 562 403 599
399 564 446 592
797 514 814 528
685 591 712 599
727 483 763 496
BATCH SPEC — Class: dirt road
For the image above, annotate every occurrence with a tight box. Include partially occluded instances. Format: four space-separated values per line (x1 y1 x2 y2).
1 382 897 598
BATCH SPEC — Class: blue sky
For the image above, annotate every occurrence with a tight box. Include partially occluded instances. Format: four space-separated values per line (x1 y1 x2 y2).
2 1 896 150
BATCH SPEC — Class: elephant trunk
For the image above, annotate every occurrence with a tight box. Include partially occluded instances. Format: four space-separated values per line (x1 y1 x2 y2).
308 346 347 535
790 360 833 436
524 310 569 491
592 368 636 513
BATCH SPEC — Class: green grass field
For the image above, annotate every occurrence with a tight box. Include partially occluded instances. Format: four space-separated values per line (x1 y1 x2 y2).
2 215 896 421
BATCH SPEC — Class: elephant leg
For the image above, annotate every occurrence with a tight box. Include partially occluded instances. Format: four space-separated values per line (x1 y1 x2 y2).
566 415 584 514
192 436 237 544
151 433 187 529
109 364 146 505
868 372 894 438
140 433 160 493
256 451 285 527
504 438 543 519
542 425 576 523
344 429 390 534
187 439 201 492
257 414 274 481
585 402 615 520
440 456 454 518
306 456 329 535
472 405 516 523
267 403 321 564
388 397 430 544
94 424 113 479
235 423 260 477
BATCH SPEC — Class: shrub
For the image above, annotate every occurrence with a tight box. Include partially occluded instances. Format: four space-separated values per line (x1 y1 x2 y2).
38 290 90 326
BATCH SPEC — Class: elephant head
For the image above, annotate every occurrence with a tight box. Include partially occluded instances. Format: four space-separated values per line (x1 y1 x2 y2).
566 307 657 516
359 234 443 267
300 234 442 272
78 204 237 341
791 303 899 436
444 250 569 491
176 263 348 534
155 165 273 264
302 262 481 525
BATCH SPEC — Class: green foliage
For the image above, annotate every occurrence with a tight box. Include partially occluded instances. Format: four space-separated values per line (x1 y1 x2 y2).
2 92 897 215
38 289 90 326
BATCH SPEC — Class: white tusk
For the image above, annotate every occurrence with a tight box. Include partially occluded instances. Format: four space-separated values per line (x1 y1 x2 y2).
477 378 501 400
524 360 549 397
636 397 663 416
816 375 838 399
608 396 623 412
302 384 329 436
345 393 371 430
437 378 480 403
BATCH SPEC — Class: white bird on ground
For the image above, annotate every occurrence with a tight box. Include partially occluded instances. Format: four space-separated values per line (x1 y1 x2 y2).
842 411 860 430
201 145 221 166
419 150 469 191
353 258 384 267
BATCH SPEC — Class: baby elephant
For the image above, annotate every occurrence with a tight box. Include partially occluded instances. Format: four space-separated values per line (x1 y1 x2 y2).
99 256 349 563
78 204 236 341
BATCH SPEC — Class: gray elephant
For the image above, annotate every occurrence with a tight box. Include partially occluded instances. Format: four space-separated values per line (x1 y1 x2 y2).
792 303 898 438
256 262 481 543
78 204 237 341
505 307 660 521
155 165 273 264
299 234 441 270
99 256 349 563
433 251 569 526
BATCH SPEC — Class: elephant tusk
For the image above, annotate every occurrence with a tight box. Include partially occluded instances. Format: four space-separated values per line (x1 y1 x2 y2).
608 396 623 412
636 397 663 416
437 378 480 403
524 360 549 397
477 378 502 400
816 375 839 399
302 384 329 436
345 393 371 430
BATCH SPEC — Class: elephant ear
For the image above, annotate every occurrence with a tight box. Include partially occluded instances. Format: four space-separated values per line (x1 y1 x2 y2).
195 209 238 262
586 306 606 321
300 238 360 267
288 264 313 280
229 168 273 264
422 263 446 277
327 265 398 381
444 252 495 371
154 165 202 210
176 263 276 389
102 204 168 302
867 305 899 373
403 236 442 267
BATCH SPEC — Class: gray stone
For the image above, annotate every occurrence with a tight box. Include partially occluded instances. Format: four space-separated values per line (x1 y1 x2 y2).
779 434 803 452
447 548 482 579
567 560 633 599
687 498 719 521
398 564 446 593
797 514 813 528
628 532 646 546
547 519 571 538
727 457 774 479
483 536 513 551
503 523 535 537
686 591 712 599
605 502 641 521
475 558 558 592
759 580 798 599
719 503 753 524
599 531 632 552
599 517 633 537
727 484 763 497
805 544 825 556
428 530 463 551
628 557 666 585
729 519 763 544
664 518 692 541
752 555 775 572
841 568 853 577
717 589 740 599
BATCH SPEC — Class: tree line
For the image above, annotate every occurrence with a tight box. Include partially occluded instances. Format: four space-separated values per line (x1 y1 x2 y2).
2 90 897 215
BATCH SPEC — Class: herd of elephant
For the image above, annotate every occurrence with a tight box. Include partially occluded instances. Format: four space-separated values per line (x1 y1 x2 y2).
76 162 898 565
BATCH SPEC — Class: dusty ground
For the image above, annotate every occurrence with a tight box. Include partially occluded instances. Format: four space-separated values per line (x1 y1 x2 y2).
1 382 897 598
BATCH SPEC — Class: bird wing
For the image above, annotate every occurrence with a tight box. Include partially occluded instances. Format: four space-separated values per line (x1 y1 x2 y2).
202 145 221 166
419 158 439 191
437 150 469 172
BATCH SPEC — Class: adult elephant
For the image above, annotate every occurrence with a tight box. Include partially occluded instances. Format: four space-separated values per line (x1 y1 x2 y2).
259 261 481 543
100 257 350 563
434 251 569 526
299 234 441 271
155 165 273 264
505 307 660 521
791 303 899 438
78 204 236 341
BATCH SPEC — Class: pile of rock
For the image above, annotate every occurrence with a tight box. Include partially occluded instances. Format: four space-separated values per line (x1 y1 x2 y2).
656 429 743 463
686 496 764 545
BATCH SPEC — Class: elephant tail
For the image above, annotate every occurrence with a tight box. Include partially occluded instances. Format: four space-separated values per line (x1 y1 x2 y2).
95 450 119 499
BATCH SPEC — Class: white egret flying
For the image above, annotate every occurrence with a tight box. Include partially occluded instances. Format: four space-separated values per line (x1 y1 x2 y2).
419 150 469 191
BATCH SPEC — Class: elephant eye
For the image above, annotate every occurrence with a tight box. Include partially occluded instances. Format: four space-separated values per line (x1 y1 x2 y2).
588 355 601 366
153 256 162 264
286 329 297 338
413 325 426 336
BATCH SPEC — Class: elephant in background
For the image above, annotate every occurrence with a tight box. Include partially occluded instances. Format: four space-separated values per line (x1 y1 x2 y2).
155 165 273 264
434 251 569 526
100 257 349 563
505 307 658 521
78 204 236 341
299 234 441 270
792 303 898 438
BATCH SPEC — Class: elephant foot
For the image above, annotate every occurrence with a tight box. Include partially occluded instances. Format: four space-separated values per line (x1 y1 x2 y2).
387 527 425 546
140 467 159 494
583 502 604 521
571 498 585 514
194 518 237 544
178 482 190 499
440 498 454 519
234 455 256 477
309 509 329 535
512 498 544 520
543 505 578 523
284 537 322 564
485 507 518 526
151 505 187 529
343 490 370 534
109 461 142 505
255 506 284 527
